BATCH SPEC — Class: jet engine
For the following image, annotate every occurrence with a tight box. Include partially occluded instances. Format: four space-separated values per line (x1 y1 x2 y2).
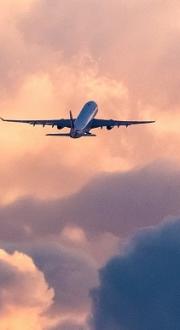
106 126 113 130
57 125 63 130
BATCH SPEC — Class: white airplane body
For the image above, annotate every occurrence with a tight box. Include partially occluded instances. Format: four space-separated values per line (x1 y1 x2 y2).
0 101 155 138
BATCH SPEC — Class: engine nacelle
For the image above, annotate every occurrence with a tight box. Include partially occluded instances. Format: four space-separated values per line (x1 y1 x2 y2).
57 125 63 130
106 126 113 130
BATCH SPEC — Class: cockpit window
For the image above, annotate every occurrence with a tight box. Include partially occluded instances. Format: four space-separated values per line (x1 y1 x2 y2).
87 101 94 106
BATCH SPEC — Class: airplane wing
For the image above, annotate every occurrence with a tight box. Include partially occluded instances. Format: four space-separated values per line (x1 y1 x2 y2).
0 117 72 129
91 119 155 129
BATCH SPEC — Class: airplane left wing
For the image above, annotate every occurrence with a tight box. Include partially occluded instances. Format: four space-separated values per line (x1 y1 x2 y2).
91 119 155 129
0 117 72 129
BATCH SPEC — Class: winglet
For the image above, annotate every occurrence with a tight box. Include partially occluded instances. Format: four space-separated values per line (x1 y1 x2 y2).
0 117 5 121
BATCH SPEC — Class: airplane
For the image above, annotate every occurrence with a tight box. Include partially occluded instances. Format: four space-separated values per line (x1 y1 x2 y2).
0 100 155 138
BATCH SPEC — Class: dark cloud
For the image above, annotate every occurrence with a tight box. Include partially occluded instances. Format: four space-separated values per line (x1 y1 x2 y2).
91 218 180 330
30 242 98 314
0 162 180 241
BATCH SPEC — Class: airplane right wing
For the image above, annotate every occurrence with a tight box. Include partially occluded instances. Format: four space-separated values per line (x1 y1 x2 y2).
91 119 155 129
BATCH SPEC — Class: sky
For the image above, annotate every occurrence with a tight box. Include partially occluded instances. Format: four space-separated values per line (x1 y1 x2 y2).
0 0 180 329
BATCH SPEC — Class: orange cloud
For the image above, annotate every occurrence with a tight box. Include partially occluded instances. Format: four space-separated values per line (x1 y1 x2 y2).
0 1 180 326
0 0 180 205
0 249 54 330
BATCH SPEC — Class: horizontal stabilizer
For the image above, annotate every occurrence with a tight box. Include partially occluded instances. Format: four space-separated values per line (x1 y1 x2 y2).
46 133 96 137
46 133 71 137
84 133 96 137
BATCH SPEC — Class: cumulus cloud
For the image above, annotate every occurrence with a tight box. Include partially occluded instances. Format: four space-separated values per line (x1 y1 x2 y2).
0 241 98 329
2 241 98 317
0 248 54 330
91 218 180 330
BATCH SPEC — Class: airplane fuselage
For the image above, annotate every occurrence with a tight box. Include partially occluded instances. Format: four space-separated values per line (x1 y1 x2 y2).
70 101 98 138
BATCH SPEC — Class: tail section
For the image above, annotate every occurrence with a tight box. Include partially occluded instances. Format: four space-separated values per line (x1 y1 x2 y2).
70 111 74 129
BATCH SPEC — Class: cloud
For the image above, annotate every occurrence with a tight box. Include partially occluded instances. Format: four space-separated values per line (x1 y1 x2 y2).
91 218 180 330
0 240 98 328
2 241 98 317
1 0 180 207
55 161 180 237
1 0 180 208
19 0 180 108
1 1 180 329
52 322 80 330
29 242 98 315
0 161 179 242
2 161 180 329
51 319 89 330
0 1 41 96
0 67 131 204
0 248 54 330
1 0 180 111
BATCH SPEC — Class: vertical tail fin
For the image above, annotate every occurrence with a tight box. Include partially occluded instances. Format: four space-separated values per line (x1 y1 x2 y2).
70 111 74 129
